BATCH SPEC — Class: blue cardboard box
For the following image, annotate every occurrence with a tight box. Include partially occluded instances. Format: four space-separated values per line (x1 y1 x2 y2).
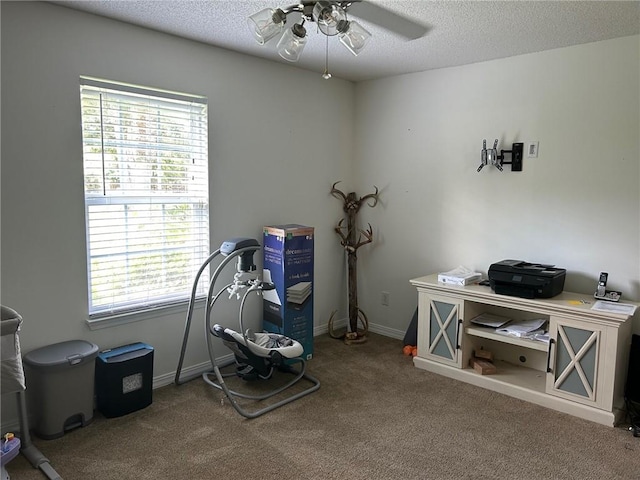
263 224 314 360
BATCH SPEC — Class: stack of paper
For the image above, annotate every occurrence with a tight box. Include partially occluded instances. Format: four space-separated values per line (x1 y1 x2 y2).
496 318 547 340
470 313 512 328
591 301 637 315
438 266 482 286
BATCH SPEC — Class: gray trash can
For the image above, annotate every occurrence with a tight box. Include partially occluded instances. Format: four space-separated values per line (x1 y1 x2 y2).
23 340 99 439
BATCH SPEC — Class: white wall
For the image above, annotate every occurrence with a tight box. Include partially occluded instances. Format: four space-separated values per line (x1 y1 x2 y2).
0 1 353 405
353 35 640 337
2 2 639 429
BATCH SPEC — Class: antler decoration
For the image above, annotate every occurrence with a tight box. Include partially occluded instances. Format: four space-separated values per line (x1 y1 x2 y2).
331 181 379 213
328 181 380 344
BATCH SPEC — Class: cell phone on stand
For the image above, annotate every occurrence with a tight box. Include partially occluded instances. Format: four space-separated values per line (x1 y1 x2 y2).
596 272 607 297
594 272 621 302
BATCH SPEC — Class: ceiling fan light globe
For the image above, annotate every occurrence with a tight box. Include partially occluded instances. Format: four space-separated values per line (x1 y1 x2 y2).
247 8 285 45
339 20 371 56
313 1 347 36
277 24 307 62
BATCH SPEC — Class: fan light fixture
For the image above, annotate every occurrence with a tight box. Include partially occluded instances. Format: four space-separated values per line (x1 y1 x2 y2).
247 1 372 63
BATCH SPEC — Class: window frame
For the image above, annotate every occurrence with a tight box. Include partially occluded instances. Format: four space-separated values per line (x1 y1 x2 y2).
80 77 210 326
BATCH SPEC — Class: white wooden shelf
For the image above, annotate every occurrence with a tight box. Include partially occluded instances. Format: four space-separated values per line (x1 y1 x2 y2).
463 359 547 392
466 326 548 352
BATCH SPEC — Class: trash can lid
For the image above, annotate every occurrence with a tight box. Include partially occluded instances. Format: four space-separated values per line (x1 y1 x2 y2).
23 340 99 369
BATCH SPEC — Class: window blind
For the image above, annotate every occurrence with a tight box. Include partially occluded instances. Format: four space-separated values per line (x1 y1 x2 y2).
80 77 209 317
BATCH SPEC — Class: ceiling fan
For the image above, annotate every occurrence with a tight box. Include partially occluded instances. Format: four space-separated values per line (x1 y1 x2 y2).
247 1 429 64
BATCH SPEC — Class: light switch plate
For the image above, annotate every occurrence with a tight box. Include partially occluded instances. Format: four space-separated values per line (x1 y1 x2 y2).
527 141 539 158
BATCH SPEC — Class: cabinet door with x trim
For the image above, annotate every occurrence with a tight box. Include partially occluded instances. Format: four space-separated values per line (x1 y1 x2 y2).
546 316 606 408
417 293 463 368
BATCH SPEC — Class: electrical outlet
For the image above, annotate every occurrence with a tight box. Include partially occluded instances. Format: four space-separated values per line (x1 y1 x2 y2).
381 291 390 306
527 141 539 158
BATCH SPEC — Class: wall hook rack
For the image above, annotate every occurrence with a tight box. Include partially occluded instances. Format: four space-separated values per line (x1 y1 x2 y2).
477 139 524 172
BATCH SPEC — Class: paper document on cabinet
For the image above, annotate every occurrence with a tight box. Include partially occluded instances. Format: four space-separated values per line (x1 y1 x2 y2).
532 332 550 344
496 318 547 337
470 313 511 328
591 301 637 315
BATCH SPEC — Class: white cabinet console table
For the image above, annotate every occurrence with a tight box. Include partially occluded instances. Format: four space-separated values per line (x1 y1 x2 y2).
410 274 638 426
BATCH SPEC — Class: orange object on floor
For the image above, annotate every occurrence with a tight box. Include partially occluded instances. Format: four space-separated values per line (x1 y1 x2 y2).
402 345 413 356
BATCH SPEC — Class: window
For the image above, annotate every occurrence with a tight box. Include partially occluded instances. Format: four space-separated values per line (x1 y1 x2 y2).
80 77 209 318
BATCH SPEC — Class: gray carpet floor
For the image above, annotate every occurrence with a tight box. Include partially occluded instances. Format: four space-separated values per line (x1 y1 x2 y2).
7 333 640 479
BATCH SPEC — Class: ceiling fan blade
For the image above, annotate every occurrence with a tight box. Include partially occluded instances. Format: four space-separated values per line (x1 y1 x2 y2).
347 1 429 40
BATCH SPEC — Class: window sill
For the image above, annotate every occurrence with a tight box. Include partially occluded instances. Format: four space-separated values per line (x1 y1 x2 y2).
85 300 204 331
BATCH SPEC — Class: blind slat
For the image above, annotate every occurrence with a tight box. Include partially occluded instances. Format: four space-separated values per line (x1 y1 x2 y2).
81 78 209 317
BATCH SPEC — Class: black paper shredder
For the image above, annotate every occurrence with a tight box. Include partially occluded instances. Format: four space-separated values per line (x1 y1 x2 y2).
95 342 154 418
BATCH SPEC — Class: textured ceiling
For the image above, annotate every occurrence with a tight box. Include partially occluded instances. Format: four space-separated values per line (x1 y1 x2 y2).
52 1 640 82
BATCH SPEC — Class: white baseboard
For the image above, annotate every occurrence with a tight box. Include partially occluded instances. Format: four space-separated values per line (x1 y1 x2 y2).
162 321 404 389
368 322 405 340
1 324 404 432
313 316 404 340
3 325 405 431
156 353 234 389
313 316 347 336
